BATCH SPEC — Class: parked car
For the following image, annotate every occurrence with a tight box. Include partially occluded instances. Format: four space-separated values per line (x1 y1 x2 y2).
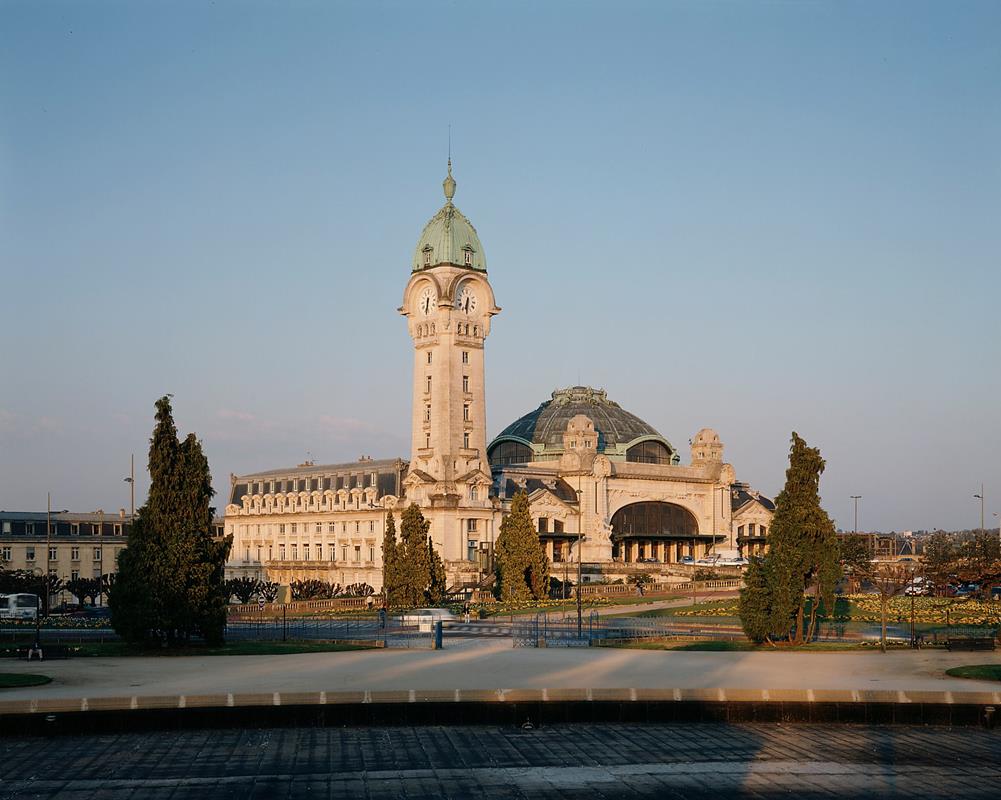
716 557 749 567
679 556 695 565
861 625 911 643
955 583 980 597
399 608 456 631
637 557 659 563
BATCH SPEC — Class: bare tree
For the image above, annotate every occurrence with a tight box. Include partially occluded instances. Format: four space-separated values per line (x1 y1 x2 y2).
866 563 912 653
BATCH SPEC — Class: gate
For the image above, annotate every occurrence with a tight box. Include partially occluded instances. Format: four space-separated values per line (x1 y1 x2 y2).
512 612 596 647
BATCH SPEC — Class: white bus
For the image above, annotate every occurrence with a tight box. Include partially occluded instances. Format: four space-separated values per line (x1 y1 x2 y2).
0 593 40 620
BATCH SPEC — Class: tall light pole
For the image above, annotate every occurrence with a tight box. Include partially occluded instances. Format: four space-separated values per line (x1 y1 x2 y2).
850 496 862 534
123 453 135 520
973 485 984 538
576 481 583 639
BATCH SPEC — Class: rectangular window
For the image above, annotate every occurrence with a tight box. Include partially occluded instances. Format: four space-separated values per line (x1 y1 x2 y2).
355 521 360 533
470 486 478 501
426 376 432 393
303 543 310 561
279 544 286 560
462 351 468 364
71 523 79 535
291 544 298 560
329 544 336 561
1 546 10 560
463 404 469 421
279 524 286 534
48 546 58 561
369 520 375 532
368 546 375 562
26 547 35 561
354 546 361 563
462 375 469 392
342 546 348 561
290 523 297 534
315 523 322 533
467 518 478 533
463 432 470 449
537 518 548 534
467 541 478 562
1 521 10 534
425 434 430 449
71 569 79 581
114 524 122 536
427 351 432 364
71 547 80 560
26 523 34 535
425 404 431 422
93 548 102 561
328 522 335 533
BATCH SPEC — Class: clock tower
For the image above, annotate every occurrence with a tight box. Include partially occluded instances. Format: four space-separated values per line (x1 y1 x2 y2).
400 162 499 564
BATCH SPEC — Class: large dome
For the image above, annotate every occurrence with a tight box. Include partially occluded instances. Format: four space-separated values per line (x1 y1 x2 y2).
411 161 486 273
489 386 679 465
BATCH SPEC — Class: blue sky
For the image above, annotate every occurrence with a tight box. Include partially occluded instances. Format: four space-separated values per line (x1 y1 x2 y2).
2 1 999 532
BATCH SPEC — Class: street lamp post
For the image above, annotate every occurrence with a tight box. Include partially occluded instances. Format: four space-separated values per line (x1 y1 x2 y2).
576 484 583 639
973 485 985 538
850 496 862 534
123 453 135 521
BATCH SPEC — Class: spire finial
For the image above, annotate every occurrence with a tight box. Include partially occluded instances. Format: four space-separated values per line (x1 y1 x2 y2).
443 157 456 203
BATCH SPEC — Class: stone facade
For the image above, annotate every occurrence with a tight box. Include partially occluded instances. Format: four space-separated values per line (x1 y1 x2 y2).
224 164 773 590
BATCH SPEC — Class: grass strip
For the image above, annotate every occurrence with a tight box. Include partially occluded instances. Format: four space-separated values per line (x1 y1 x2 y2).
945 664 1001 682
0 673 52 688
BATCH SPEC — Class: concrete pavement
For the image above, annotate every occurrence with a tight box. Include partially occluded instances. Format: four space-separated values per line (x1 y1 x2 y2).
3 640 1001 701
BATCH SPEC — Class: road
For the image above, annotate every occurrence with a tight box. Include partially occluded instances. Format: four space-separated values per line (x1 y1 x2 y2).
2 722 999 798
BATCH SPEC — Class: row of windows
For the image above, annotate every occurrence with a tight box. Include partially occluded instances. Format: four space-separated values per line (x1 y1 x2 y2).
423 374 472 393
422 247 475 266
234 520 377 537
1 521 125 536
1 545 106 561
737 523 768 537
536 518 565 534
241 473 381 497
240 543 376 564
424 351 472 365
239 492 378 514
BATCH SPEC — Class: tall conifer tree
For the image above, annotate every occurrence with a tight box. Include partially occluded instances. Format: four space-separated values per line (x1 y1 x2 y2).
110 396 231 645
738 432 839 644
426 537 448 605
381 512 399 607
397 504 431 607
494 491 550 601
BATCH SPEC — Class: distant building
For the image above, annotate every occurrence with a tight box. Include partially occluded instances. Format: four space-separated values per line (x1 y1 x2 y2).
224 164 773 590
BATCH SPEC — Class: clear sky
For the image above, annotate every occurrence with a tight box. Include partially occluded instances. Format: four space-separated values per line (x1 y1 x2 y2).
2 1 999 533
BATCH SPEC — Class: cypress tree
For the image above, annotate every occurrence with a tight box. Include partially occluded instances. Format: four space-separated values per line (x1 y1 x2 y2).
494 491 550 601
426 536 448 605
110 396 231 645
397 504 431 607
738 432 839 644
381 512 399 607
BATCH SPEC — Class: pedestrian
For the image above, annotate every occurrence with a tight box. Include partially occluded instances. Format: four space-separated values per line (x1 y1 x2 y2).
378 606 387 629
463 601 471 623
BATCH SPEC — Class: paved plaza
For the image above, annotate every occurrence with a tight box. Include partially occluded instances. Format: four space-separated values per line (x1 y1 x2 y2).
2 722 1000 798
3 643 1001 702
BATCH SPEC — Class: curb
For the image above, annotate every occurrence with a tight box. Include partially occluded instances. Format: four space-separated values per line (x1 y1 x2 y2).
2 688 1000 735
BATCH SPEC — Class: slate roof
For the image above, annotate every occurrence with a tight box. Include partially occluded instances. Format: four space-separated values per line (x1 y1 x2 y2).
493 386 670 452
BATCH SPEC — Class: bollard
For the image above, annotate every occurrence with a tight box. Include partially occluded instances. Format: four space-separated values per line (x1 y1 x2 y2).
434 620 443 650
983 706 996 730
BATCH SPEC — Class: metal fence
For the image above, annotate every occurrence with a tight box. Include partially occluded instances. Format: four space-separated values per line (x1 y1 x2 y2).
225 615 438 649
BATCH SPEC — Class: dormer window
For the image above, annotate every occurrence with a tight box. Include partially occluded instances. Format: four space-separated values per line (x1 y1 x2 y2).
423 245 433 267
463 246 473 266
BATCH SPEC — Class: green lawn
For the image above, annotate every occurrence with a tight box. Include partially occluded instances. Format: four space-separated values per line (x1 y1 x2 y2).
945 664 1001 682
0 673 52 688
68 641 375 657
602 638 887 652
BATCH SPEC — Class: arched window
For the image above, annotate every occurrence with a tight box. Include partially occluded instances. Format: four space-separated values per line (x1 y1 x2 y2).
626 440 673 465
488 440 533 466
610 502 698 538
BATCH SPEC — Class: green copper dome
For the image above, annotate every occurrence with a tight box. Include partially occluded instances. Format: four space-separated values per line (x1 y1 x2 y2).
412 161 487 273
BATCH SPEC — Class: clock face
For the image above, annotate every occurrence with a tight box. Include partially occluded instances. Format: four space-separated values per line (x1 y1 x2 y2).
417 286 436 316
455 285 478 315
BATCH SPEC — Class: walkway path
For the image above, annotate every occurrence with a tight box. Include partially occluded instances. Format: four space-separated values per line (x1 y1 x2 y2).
3 641 1000 700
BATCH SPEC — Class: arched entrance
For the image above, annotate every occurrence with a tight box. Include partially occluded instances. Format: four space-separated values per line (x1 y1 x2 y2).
610 501 701 564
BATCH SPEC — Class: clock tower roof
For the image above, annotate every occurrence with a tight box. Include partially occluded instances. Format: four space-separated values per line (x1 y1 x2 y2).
412 161 487 273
